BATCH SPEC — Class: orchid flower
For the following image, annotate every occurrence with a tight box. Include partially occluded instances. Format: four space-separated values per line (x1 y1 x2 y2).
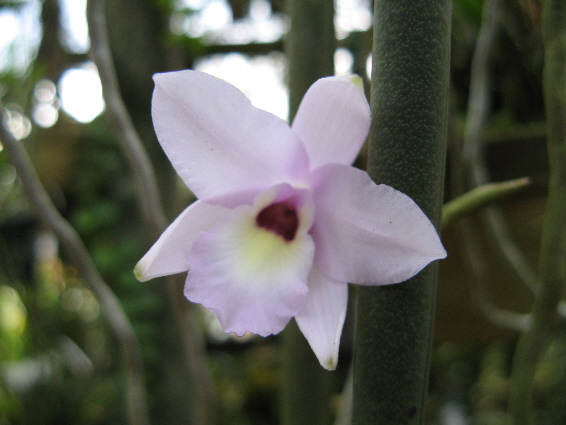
135 70 446 370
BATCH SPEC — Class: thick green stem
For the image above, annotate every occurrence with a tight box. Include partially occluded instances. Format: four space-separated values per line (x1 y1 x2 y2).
509 1 566 423
352 1 451 424
280 0 335 423
281 321 333 425
284 0 335 121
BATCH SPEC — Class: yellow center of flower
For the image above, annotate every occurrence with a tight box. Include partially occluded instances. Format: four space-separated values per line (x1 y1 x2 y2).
236 207 307 283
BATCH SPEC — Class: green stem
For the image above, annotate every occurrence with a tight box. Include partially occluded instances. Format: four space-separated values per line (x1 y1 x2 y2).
280 0 335 423
441 177 530 231
281 321 333 425
352 1 451 424
284 0 335 122
509 1 566 423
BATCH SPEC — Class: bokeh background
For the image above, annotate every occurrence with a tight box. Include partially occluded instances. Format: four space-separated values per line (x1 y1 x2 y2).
0 0 562 424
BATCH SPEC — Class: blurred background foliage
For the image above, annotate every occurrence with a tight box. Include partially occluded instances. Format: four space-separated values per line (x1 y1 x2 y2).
0 0 563 424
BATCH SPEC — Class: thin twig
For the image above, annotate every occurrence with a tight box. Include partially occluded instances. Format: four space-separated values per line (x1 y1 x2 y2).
509 0 566 422
0 121 151 425
460 220 530 332
449 0 538 333
86 0 167 237
441 177 530 231
462 0 539 294
86 2 216 423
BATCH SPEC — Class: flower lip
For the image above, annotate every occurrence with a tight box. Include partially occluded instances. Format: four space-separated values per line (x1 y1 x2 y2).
256 202 299 242
253 182 315 239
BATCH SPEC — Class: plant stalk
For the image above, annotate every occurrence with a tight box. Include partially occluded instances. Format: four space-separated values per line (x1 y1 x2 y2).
352 1 451 424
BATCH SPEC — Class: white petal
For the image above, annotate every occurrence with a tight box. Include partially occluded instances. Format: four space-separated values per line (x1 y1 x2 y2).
184 185 316 337
135 200 230 281
310 164 447 285
291 75 371 170
152 70 309 200
295 267 348 370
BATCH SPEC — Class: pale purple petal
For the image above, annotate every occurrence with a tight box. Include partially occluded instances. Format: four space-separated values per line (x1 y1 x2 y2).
184 185 316 337
291 75 371 170
310 163 447 285
135 200 230 281
152 70 309 200
295 267 348 370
